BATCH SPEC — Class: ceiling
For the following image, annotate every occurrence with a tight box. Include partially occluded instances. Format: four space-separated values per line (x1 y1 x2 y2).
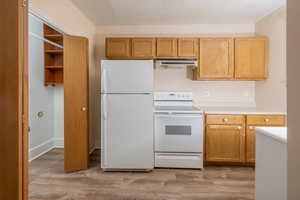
71 0 286 25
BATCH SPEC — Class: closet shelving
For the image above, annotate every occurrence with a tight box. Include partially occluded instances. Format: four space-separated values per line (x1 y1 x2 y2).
44 24 64 86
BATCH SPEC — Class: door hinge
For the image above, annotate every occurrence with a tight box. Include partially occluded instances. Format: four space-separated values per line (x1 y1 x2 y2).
22 0 27 7
22 114 30 132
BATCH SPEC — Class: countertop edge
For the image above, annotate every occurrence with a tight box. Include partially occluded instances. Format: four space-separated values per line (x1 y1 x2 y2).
255 127 287 144
203 111 286 115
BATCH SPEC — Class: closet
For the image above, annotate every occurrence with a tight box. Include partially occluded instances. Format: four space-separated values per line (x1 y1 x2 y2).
29 12 89 172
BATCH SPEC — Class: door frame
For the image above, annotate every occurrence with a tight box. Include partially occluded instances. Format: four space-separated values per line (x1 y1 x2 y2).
0 0 28 200
1 1 90 199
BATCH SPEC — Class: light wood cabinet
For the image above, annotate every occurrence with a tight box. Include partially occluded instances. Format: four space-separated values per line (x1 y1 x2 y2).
235 37 268 80
247 115 285 126
206 114 244 125
131 38 156 59
106 38 131 58
104 36 269 82
246 125 256 163
205 114 245 163
197 38 234 80
245 115 286 164
205 114 286 165
178 38 198 57
156 38 178 58
206 124 245 163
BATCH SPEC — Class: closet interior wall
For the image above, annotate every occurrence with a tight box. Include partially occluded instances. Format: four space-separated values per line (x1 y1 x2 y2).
29 13 64 161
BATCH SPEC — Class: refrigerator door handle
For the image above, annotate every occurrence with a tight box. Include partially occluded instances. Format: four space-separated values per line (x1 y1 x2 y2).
102 94 108 167
101 67 107 93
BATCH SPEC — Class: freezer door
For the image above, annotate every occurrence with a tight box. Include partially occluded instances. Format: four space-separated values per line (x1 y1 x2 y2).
101 60 153 93
101 94 154 170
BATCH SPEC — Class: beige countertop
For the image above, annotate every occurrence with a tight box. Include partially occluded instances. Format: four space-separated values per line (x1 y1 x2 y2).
199 107 286 115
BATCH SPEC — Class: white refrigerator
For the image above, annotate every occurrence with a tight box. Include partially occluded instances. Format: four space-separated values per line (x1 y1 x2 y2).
101 60 154 171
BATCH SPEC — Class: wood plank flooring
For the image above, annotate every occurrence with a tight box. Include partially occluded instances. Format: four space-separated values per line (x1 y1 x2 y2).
29 149 255 200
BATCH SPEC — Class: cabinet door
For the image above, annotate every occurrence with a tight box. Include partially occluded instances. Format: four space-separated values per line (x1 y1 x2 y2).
246 126 256 163
205 125 245 163
198 38 234 80
131 38 156 59
156 38 177 58
64 35 89 172
235 37 268 80
106 38 131 58
178 38 198 57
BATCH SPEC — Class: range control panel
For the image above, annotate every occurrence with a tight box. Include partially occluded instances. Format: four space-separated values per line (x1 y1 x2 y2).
154 92 193 101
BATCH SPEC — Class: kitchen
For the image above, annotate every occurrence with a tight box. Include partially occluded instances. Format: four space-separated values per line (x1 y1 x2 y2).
1 0 289 200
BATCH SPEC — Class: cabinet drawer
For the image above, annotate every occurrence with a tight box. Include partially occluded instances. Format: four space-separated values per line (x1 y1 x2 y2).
246 115 285 126
206 115 245 125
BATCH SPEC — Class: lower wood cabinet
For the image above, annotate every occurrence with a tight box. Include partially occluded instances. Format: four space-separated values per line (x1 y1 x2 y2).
245 115 286 164
205 114 286 166
245 126 256 163
206 124 245 163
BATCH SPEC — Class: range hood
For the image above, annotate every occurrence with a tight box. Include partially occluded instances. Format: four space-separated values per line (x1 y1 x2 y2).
155 58 198 68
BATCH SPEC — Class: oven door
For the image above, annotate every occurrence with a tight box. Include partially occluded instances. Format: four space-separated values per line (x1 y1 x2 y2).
155 112 203 153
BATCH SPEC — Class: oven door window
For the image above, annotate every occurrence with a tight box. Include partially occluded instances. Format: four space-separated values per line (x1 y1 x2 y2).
155 114 203 153
165 125 192 136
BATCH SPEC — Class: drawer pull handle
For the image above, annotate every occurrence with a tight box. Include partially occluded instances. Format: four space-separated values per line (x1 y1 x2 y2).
264 118 270 123
223 118 229 122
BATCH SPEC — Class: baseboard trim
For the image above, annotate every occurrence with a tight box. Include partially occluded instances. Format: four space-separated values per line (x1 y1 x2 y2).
30 138 98 161
29 139 55 162
54 138 64 148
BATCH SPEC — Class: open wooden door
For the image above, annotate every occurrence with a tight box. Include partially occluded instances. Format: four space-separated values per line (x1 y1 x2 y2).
64 35 89 172
0 0 28 200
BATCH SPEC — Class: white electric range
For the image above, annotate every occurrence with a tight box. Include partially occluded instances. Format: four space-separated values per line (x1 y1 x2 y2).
154 92 204 169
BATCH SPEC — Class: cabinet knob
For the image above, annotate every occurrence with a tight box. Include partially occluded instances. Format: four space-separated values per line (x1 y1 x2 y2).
82 107 87 112
264 118 270 123
223 118 229 122
249 126 254 130
237 126 242 130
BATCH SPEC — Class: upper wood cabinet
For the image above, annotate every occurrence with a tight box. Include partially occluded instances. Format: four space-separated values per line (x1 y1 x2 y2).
235 37 268 80
205 124 245 163
156 38 178 58
197 38 234 80
131 38 156 59
178 38 198 57
106 38 131 58
104 36 269 81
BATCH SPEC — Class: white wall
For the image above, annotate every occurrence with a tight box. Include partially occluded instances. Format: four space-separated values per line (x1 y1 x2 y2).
29 14 55 160
255 6 287 112
54 86 64 148
154 68 255 107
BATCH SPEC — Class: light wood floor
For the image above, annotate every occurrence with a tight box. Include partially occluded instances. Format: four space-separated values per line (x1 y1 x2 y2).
29 149 255 200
